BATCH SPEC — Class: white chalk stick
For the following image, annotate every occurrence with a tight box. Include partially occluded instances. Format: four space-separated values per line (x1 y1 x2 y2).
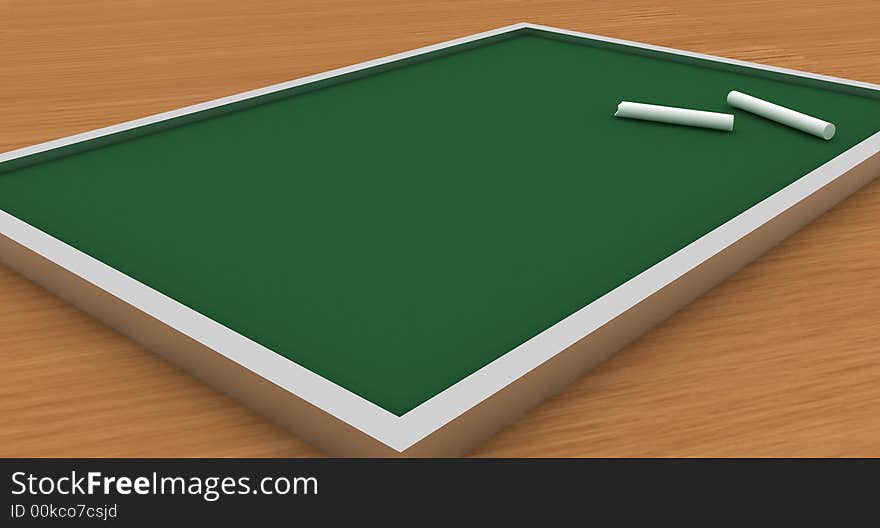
614 101 734 131
727 90 835 140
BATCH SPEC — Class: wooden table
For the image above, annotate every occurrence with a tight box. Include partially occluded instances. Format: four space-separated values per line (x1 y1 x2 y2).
2 0 879 457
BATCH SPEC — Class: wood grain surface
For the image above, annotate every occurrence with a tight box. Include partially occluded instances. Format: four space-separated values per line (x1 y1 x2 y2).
1 1 879 457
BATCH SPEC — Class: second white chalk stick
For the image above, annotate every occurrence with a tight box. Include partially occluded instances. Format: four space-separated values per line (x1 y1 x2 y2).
727 90 835 140
614 102 734 131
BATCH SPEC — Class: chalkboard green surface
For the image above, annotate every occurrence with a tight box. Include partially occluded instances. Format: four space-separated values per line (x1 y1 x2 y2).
2 29 879 415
